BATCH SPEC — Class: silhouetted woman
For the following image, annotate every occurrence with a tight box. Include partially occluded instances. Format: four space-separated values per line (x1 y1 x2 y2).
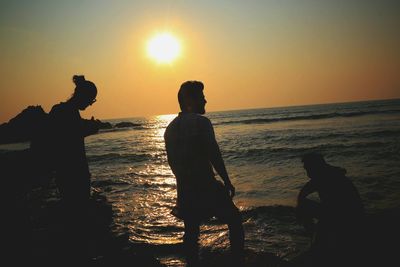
49 75 98 263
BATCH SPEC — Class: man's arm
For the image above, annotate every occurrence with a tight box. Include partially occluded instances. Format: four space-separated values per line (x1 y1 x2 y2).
81 118 99 137
202 118 235 197
297 181 317 205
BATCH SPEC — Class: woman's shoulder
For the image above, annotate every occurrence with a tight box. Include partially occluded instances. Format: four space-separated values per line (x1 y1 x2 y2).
50 102 72 114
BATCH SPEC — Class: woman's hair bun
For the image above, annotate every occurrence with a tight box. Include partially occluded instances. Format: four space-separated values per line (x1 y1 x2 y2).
73 75 86 87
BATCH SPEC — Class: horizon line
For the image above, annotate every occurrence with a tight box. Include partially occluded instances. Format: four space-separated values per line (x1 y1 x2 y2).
100 97 400 122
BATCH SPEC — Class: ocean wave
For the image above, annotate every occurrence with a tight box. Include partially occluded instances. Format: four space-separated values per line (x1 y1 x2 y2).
240 205 296 221
223 141 388 162
88 152 152 163
265 128 400 144
92 179 131 187
98 126 147 133
216 109 400 126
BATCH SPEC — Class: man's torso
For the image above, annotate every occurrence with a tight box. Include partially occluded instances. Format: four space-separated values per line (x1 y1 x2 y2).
164 112 216 192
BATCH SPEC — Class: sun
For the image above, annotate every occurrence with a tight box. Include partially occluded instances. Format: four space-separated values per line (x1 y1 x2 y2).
147 32 181 64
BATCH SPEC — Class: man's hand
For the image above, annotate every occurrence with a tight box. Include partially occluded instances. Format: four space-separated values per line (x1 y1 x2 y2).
297 181 316 207
224 181 235 198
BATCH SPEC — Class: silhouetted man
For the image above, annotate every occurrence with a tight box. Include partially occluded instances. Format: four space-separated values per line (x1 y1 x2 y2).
164 81 244 266
296 153 364 267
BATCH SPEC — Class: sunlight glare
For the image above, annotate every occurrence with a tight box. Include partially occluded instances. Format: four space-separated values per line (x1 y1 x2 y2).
147 32 181 64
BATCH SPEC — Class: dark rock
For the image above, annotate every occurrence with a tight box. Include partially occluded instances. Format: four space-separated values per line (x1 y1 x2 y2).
114 122 141 128
0 106 113 144
96 120 112 130
0 105 47 144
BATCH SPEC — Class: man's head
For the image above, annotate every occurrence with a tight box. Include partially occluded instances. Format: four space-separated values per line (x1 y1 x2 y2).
178 81 206 114
302 152 327 180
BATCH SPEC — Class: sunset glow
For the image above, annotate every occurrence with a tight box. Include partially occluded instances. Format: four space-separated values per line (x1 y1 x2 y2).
0 1 399 123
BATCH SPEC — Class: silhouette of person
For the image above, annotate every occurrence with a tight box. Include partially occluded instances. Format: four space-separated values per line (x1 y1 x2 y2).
296 153 364 267
164 81 244 266
48 75 99 263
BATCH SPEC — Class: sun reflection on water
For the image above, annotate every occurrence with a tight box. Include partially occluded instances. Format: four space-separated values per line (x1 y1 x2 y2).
91 111 233 264
107 113 186 245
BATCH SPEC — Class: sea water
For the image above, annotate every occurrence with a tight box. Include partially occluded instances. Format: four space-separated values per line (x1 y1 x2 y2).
83 98 400 261
2 99 399 263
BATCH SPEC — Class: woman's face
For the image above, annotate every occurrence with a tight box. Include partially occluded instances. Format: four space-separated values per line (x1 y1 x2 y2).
77 94 96 110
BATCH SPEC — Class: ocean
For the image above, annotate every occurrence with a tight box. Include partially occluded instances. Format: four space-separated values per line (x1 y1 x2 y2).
2 98 400 265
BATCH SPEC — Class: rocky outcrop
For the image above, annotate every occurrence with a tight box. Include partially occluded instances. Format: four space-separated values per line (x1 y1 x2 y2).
0 106 115 144
96 120 113 129
114 122 141 128
0 105 47 144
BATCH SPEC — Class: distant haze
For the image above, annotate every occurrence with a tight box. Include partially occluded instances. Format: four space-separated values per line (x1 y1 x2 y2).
1 0 399 123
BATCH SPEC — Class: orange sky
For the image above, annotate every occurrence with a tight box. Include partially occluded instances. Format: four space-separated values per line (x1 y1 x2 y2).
1 1 399 123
